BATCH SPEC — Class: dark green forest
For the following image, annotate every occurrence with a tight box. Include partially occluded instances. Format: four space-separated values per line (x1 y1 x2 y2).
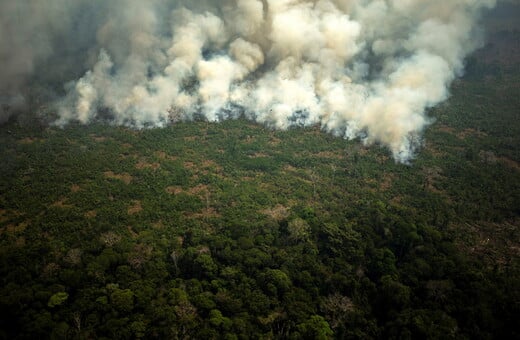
1 10 520 340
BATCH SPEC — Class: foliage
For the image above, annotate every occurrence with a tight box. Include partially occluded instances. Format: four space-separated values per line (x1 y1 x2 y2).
0 28 519 339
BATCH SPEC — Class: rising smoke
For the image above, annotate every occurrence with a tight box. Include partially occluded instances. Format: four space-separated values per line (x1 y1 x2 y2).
0 0 496 162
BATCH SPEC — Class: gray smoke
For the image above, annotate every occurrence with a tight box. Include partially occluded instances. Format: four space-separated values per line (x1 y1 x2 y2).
0 0 496 161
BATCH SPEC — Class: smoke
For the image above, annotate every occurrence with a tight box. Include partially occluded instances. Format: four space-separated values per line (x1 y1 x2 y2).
0 0 496 162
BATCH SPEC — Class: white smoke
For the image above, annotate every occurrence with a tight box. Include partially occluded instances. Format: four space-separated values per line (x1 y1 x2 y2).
1 0 497 161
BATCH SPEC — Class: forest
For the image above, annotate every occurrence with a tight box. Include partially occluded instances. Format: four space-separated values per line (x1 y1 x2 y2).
1 6 519 340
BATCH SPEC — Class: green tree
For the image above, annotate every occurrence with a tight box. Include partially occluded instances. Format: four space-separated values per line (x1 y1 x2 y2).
110 288 134 313
296 315 333 339
48 292 69 308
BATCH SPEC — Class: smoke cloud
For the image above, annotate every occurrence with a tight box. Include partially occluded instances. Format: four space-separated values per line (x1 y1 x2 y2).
0 0 496 161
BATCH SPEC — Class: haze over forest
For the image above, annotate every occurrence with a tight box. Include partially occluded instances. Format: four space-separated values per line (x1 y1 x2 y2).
0 0 508 161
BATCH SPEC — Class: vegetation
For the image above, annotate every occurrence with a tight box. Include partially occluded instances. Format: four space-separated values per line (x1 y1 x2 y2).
0 26 519 340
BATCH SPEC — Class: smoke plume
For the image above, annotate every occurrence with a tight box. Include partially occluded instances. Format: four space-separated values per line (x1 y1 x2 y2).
0 0 496 161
